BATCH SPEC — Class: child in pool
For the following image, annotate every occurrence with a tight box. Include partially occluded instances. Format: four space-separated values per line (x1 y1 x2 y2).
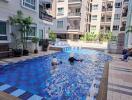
68 53 83 64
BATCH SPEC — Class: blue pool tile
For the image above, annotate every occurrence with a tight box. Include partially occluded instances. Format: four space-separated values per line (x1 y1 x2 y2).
10 89 25 97
19 91 33 99
4 86 17 93
0 82 4 86
27 95 43 100
0 84 11 91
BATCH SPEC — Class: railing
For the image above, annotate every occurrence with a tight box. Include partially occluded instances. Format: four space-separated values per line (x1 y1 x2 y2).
68 0 82 2
39 11 52 22
102 7 113 11
122 13 127 17
68 12 81 16
120 27 125 31
124 0 129 2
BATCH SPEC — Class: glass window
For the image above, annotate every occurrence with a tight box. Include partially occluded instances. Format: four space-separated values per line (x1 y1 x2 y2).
39 29 44 39
23 0 36 10
115 2 122 8
0 22 6 35
58 0 64 2
91 15 97 20
113 25 119 30
57 8 64 15
114 14 120 20
91 26 96 31
27 27 36 37
92 5 98 10
57 21 63 28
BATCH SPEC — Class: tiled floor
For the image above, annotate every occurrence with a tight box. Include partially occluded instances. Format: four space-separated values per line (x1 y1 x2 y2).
107 54 132 100
0 50 57 64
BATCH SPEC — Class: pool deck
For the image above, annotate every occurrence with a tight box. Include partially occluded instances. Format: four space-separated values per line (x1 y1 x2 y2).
0 50 58 64
107 54 132 100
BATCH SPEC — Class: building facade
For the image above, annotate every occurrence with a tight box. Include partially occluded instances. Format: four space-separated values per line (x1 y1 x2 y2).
0 0 53 51
52 0 88 40
109 0 129 53
125 0 132 48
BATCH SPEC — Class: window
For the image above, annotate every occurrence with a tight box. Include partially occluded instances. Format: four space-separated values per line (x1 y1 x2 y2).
106 15 112 22
0 22 6 35
57 8 64 15
58 0 64 2
92 5 98 10
113 25 119 30
114 14 120 20
91 26 96 31
39 29 44 39
115 2 122 8
57 21 63 28
91 15 97 20
27 27 36 37
22 0 36 10
0 22 7 40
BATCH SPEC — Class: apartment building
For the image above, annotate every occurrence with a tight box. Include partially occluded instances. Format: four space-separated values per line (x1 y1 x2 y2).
52 0 88 40
108 0 129 53
125 0 132 48
0 0 53 51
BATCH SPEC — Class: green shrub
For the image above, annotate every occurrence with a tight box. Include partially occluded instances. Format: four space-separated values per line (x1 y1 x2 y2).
49 30 56 41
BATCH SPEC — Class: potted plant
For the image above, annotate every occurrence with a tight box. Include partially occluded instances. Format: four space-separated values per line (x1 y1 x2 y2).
49 30 56 45
32 37 40 53
9 10 33 56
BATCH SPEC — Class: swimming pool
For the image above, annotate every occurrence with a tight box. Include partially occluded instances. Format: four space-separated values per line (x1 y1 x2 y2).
0 49 112 99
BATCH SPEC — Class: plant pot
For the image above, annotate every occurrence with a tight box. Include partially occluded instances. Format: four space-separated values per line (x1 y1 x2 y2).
34 49 38 54
23 49 29 56
13 49 22 57
42 39 49 51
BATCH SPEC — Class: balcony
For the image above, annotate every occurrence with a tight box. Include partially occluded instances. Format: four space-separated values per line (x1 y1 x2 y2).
68 0 82 5
39 3 52 22
102 2 113 12
122 6 128 17
120 27 126 31
68 12 81 17
39 11 52 22
67 19 80 31
124 0 129 2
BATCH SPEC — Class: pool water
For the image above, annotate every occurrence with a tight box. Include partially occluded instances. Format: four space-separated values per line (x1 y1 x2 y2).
0 49 111 99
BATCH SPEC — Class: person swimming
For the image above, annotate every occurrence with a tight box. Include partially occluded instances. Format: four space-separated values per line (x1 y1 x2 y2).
51 56 62 66
68 53 83 64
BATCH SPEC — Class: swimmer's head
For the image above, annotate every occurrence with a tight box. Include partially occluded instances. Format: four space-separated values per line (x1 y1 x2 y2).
70 53 74 57
52 58 57 63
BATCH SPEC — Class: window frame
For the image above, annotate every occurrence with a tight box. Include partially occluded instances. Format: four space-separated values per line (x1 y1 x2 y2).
0 21 8 41
57 7 64 16
91 15 97 20
21 0 37 11
115 2 122 8
57 21 64 29
92 4 98 10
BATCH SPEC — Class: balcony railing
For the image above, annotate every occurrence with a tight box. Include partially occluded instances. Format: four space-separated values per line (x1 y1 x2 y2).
68 0 82 2
122 13 127 17
124 0 129 2
68 12 81 16
120 27 125 31
39 11 52 22
102 7 113 11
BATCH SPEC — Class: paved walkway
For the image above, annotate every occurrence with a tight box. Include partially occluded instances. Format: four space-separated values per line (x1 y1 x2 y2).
0 50 57 65
107 54 132 100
